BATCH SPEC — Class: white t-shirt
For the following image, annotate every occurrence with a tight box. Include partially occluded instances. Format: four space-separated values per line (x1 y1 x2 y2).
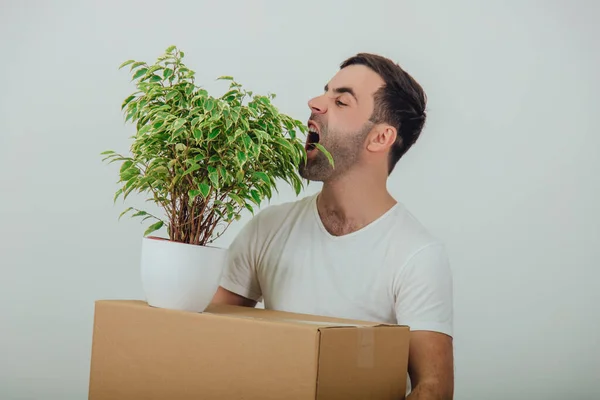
220 192 453 337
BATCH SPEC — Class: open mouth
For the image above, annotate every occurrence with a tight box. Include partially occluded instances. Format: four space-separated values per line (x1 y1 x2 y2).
306 123 320 151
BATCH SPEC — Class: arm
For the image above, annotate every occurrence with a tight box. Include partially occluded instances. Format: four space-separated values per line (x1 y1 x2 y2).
394 243 454 399
211 286 257 307
210 212 263 307
406 331 454 400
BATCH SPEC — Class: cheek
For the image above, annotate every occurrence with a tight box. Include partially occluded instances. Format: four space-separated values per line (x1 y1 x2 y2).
329 110 364 130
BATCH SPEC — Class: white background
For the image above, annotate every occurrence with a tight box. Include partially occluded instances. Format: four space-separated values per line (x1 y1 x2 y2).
1 1 599 399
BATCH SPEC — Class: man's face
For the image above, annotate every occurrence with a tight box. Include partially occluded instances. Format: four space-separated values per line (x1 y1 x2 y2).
299 64 385 182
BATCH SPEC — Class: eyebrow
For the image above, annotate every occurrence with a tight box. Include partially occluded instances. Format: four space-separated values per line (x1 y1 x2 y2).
324 84 358 103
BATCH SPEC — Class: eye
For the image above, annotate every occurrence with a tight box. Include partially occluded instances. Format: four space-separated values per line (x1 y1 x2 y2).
335 100 347 107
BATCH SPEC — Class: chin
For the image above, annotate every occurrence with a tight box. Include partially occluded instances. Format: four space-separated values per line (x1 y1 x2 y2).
299 161 336 183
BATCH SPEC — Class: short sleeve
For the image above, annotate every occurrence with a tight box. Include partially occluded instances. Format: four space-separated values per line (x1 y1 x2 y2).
394 243 453 337
219 215 263 302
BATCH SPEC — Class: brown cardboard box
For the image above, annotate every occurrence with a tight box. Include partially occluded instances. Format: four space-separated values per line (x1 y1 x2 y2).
88 300 410 400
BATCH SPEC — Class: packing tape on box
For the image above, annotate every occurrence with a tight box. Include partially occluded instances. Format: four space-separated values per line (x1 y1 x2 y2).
283 319 376 368
356 327 375 369
204 312 377 368
281 319 371 327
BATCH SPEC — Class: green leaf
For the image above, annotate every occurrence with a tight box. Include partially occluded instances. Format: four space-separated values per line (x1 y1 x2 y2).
218 76 234 81
149 75 162 83
253 171 270 186
119 59 135 69
113 188 123 203
132 210 148 218
121 95 136 110
236 169 244 182
194 89 208 99
221 89 238 100
229 193 244 206
163 68 174 79
254 129 268 140
118 207 133 220
172 118 186 131
237 151 247 165
138 124 151 135
133 68 148 80
150 165 169 176
100 150 115 155
194 154 205 162
292 175 302 195
242 134 252 150
121 167 140 183
225 116 234 130
231 108 240 123
208 128 220 140
260 182 272 199
144 220 164 236
130 61 146 70
250 189 261 205
193 128 203 140
218 166 228 182
205 98 215 112
141 215 155 223
209 170 219 187
120 160 133 173
185 84 194 96
166 45 177 53
275 137 295 153
199 182 210 198
183 163 201 176
147 65 163 74
166 91 179 102
314 143 335 167
189 189 201 199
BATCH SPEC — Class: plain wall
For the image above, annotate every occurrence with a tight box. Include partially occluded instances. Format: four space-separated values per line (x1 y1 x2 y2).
1 1 598 399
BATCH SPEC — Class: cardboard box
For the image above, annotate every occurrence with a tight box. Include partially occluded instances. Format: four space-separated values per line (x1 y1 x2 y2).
88 300 410 400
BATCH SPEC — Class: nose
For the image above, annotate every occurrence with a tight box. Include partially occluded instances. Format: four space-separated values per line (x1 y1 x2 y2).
308 95 327 115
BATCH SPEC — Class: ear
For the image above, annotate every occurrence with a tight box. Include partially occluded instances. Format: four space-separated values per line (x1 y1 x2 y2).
366 124 397 153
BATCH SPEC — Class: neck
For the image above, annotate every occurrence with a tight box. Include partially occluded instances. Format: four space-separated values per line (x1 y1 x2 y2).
316 167 396 236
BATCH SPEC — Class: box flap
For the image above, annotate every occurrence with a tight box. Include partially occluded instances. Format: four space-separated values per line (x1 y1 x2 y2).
204 303 401 329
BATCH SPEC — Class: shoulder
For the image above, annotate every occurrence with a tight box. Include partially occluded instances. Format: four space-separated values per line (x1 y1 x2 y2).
384 202 452 285
228 194 315 258
227 194 312 249
388 205 453 335
392 202 451 266
387 202 446 258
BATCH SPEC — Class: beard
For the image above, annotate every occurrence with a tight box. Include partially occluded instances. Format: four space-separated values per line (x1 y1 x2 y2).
298 118 373 182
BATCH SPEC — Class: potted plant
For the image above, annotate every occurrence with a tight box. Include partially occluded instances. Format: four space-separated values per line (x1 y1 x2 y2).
101 46 332 312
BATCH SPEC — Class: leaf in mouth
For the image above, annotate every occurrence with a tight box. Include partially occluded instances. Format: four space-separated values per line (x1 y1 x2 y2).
314 143 334 167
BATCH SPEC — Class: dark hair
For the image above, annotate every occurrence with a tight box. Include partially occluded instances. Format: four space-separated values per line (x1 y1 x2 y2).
340 53 427 174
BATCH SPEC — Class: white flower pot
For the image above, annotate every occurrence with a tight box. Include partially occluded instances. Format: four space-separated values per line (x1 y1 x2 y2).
140 236 226 313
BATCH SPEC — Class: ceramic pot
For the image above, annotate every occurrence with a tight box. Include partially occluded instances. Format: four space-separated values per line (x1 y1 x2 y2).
140 236 226 312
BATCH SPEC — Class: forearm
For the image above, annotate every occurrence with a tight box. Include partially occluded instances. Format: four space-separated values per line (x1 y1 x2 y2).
406 382 452 400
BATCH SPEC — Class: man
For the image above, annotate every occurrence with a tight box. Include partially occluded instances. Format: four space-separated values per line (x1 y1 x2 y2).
211 53 454 399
